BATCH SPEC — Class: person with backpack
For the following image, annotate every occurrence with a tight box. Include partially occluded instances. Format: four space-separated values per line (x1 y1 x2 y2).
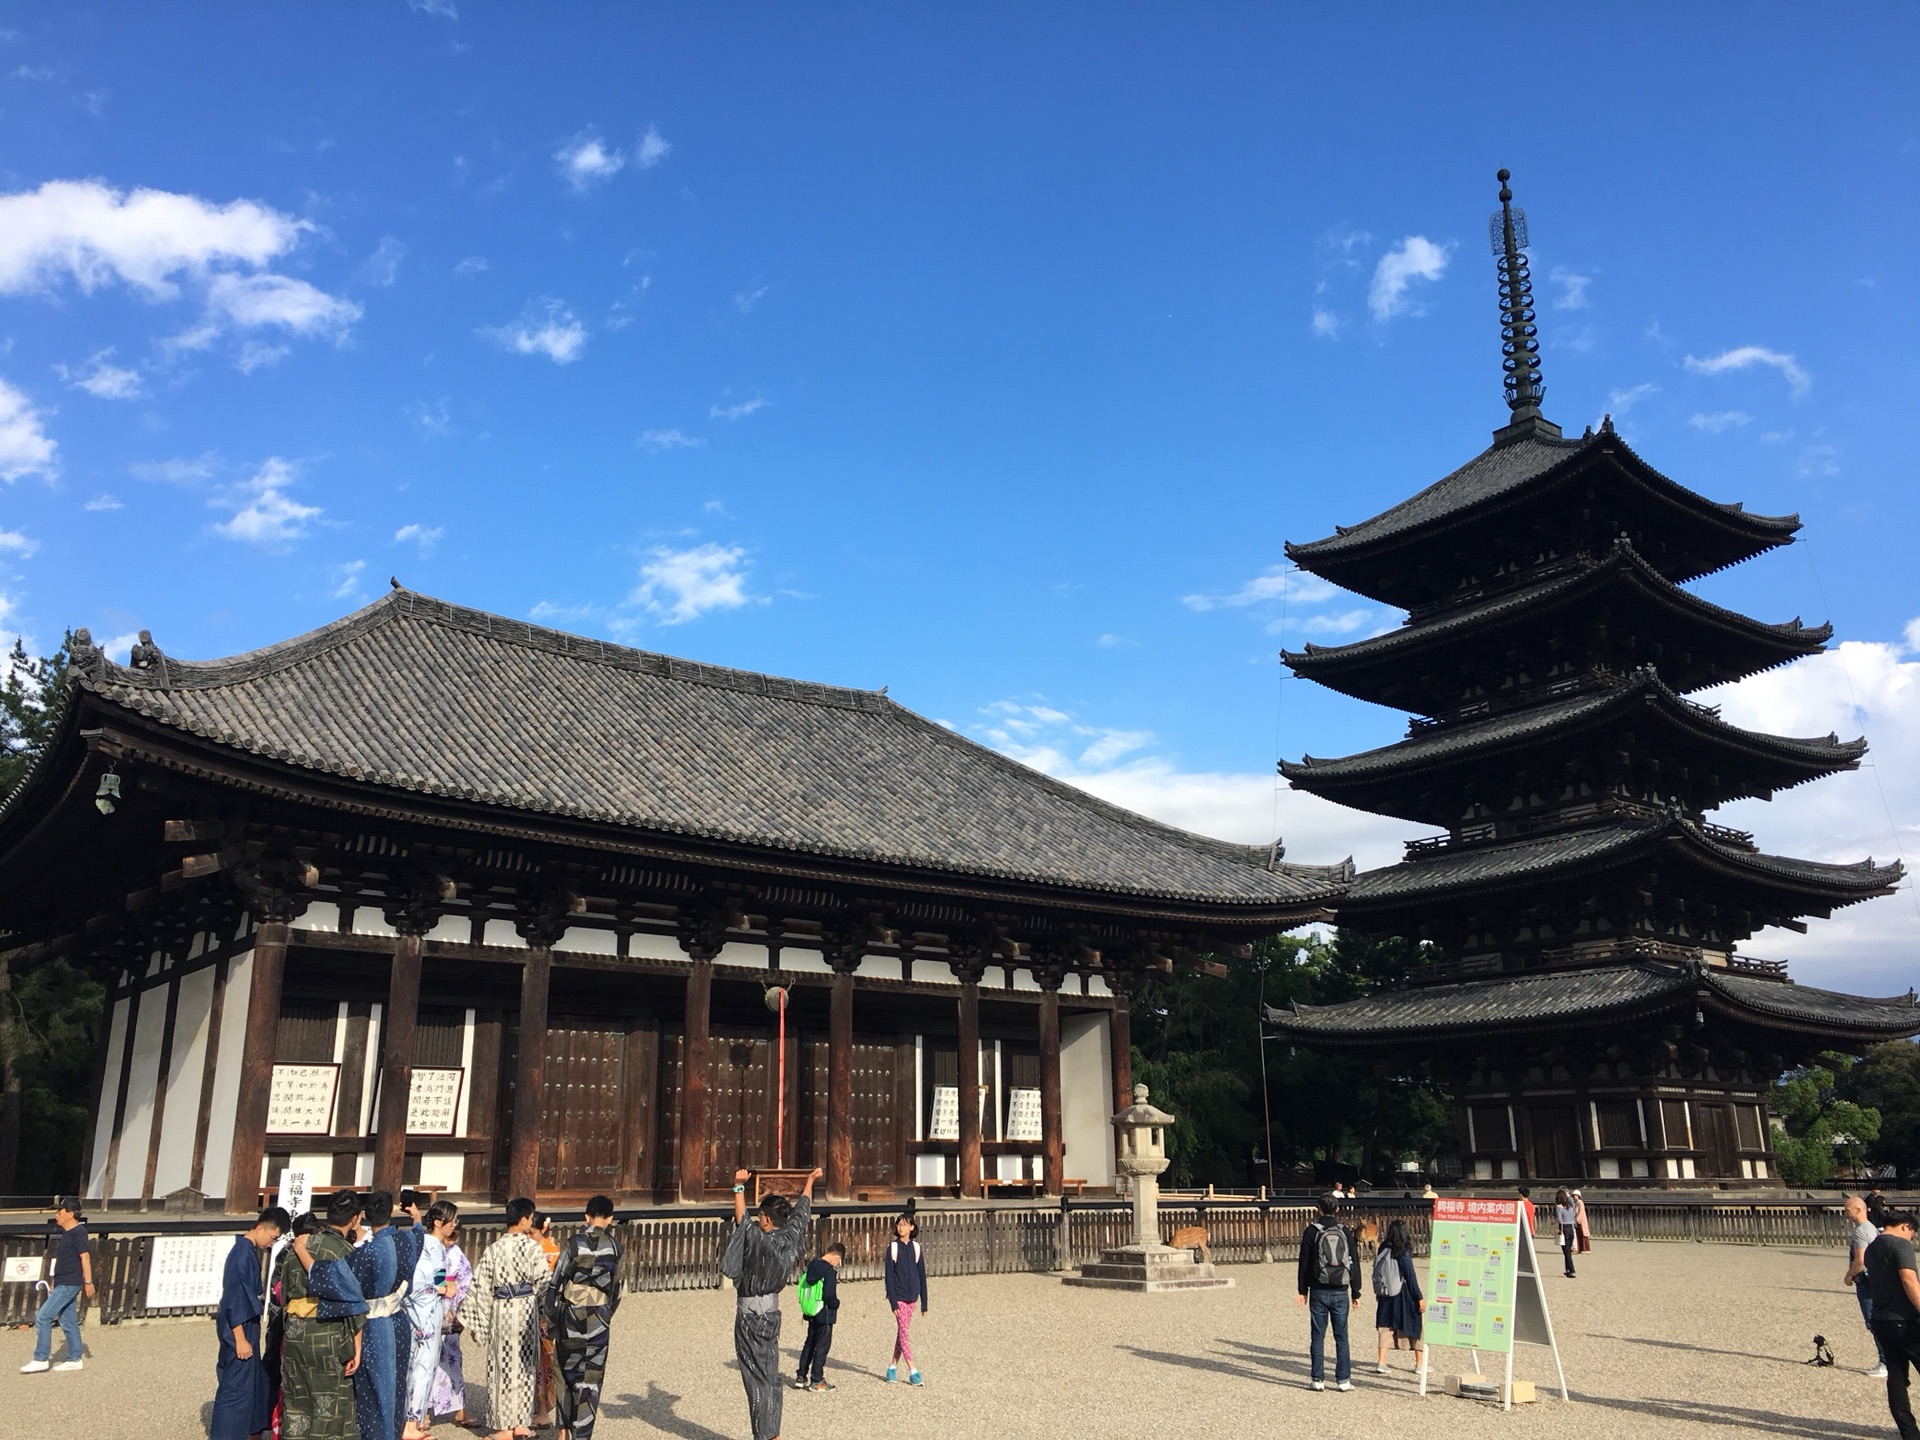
1371 1218 1425 1376
1295 1193 1362 1391
884 1209 929 1385
792 1242 844 1393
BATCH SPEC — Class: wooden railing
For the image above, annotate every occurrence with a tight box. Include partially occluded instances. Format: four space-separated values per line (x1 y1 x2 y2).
0 1195 1865 1324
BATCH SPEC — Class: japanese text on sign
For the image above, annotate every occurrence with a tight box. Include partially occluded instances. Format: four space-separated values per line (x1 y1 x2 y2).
266 1064 340 1135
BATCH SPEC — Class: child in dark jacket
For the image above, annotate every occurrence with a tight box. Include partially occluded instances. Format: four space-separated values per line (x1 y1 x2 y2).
884 1212 929 1385
793 1243 844 1392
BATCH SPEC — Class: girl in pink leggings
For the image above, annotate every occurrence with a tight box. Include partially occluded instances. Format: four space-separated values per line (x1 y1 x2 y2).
883 1211 929 1384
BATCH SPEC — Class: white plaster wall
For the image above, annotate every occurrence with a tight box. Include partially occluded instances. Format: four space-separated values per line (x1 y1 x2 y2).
857 956 902 981
980 965 1006 988
87 997 130 1199
293 900 341 932
778 947 829 974
427 913 470 944
912 959 956 985
199 949 254 1201
111 984 170 1200
559 925 618 956
628 931 687 962
418 1154 464 1189
716 941 768 970
353 908 397 938
151 966 216 1196
1087 974 1112 998
1060 1012 1115 1189
483 918 528 948
1011 968 1040 992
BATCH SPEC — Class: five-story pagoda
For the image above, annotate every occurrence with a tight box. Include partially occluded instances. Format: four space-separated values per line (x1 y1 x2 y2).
1265 171 1918 1187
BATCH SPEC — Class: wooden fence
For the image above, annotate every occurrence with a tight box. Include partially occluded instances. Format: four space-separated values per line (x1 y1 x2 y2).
0 1195 1859 1325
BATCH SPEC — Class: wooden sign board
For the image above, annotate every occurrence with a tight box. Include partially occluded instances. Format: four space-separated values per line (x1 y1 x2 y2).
1006 1087 1043 1142
144 1234 230 1310
407 1067 464 1135
1421 1197 1568 1410
266 1063 340 1136
928 1085 960 1141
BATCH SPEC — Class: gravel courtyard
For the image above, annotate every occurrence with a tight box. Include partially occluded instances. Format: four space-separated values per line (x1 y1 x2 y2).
0 1238 1897 1439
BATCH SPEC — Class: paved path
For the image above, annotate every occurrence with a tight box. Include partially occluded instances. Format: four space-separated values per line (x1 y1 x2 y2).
0 1239 1897 1438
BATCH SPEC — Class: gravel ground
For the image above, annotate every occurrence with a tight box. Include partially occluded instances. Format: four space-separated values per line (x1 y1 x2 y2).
0 1239 1898 1439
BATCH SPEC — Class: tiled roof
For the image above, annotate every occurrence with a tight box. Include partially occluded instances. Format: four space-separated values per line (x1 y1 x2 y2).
1343 815 1900 905
1283 541 1831 682
67 591 1350 908
1264 961 1920 1041
1286 429 1798 563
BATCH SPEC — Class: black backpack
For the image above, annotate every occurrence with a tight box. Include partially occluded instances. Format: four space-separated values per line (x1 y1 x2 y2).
1313 1221 1352 1289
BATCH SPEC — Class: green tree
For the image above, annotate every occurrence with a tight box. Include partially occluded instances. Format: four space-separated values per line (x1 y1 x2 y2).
1840 1041 1920 1181
0 637 67 796
1772 1055 1884 1186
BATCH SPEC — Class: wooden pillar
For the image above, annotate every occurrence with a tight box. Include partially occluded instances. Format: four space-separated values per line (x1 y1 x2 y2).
677 958 712 1202
827 956 856 1200
373 930 425 1193
507 945 551 1202
956 965 984 1198
1108 973 1134 1114
226 918 293 1214
1038 970 1064 1197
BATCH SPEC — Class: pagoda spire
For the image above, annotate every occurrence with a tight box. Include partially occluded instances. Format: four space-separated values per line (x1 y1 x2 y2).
1489 167 1560 444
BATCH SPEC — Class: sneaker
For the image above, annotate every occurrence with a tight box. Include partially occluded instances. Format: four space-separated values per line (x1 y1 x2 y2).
1335 1379 1354 1392
791 1378 811 1389
810 1381 836 1392
1870 1365 1890 1379
909 1370 923 1386
1373 1363 1388 1374
19 1361 48 1374
1309 1380 1325 1391
52 1361 83 1373
885 1365 897 1383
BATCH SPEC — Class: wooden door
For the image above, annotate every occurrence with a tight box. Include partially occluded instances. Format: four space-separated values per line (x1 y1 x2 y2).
849 1042 897 1185
1527 1107 1578 1180
1697 1104 1739 1177
706 1033 777 1186
538 1019 625 1193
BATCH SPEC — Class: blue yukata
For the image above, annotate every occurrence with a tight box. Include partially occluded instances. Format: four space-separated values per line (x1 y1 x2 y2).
211 1235 272 1440
345 1227 406 1440
386 1222 424 1431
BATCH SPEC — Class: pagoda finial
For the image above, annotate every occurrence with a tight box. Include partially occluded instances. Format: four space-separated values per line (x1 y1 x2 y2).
1488 168 1559 445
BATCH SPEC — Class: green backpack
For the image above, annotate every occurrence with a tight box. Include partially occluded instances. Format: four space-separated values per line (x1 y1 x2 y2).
797 1271 825 1319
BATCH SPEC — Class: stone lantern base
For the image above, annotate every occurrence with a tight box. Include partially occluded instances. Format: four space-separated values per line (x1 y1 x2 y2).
1063 1242 1235 1293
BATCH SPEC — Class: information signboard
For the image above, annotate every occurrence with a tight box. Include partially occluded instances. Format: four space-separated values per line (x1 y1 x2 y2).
407 1067 464 1135
144 1234 229 1310
266 1063 340 1135
1005 1088 1043 1142
928 1086 960 1141
1423 1196 1569 1409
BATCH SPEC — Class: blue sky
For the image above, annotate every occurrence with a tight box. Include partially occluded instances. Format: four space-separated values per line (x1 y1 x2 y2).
1 5 1916 991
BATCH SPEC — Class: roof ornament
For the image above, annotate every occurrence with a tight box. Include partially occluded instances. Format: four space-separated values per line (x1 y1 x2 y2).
128 629 171 685
67 627 105 682
1489 168 1561 446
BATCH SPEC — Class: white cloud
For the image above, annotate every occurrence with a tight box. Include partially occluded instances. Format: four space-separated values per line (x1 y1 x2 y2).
1310 308 1340 339
635 125 671 170
555 132 625 191
732 285 769 315
0 379 57 481
452 255 487 277
1684 345 1811 398
205 271 361 339
131 453 215 484
1549 266 1591 310
481 299 586 364
233 340 291 374
639 428 703 451
407 399 451 436
83 493 120 511
1368 236 1451 321
408 0 457 17
358 235 406 288
329 558 366 599
629 542 751 624
57 347 141 399
1689 410 1751 434
0 527 36 556
393 523 444 554
1706 623 1920 995
211 457 320 548
1184 566 1338 612
1606 382 1659 418
1291 608 1375 636
710 397 767 422
1796 444 1840 479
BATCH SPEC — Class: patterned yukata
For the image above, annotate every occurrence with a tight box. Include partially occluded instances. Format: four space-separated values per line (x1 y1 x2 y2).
719 1197 811 1440
282 1230 366 1440
387 1224 423 1432
430 1245 473 1418
465 1231 550 1434
346 1227 409 1440
541 1227 625 1440
402 1233 449 1424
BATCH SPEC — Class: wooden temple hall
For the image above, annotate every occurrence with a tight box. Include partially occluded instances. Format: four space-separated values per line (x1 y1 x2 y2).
0 596 1347 1211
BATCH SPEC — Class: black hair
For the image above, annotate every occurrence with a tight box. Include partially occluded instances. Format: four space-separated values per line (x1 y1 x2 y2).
1885 1210 1920 1231
505 1196 537 1227
758 1193 793 1227
293 1211 324 1237
426 1200 459 1229
257 1206 292 1234
362 1189 395 1228
585 1194 615 1220
893 1210 919 1240
1384 1218 1412 1258
325 1191 364 1226
1318 1193 1340 1215
824 1241 847 1260
533 1211 551 1231
1516 1185 1531 1197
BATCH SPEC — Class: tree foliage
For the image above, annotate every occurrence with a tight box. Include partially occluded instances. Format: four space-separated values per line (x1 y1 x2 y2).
1772 1054 1885 1186
1129 929 1455 1188
0 637 67 797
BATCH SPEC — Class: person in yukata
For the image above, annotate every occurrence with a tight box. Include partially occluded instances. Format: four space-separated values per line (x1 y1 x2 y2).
542 1194 625 1440
346 1190 410 1440
465 1197 551 1440
720 1166 821 1440
401 1201 460 1440
429 1239 474 1427
210 1206 291 1440
284 1192 368 1440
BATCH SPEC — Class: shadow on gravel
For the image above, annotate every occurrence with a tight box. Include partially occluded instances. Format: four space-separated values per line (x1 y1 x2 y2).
601 1381 732 1439
1571 1393 1884 1438
1117 1340 1304 1386
1591 1333 1806 1368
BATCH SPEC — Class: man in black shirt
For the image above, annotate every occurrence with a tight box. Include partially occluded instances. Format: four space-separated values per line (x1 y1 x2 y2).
21 1197 92 1374
1866 1210 1920 1440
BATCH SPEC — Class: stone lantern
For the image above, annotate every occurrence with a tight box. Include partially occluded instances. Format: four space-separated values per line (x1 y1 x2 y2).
1063 1083 1232 1293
